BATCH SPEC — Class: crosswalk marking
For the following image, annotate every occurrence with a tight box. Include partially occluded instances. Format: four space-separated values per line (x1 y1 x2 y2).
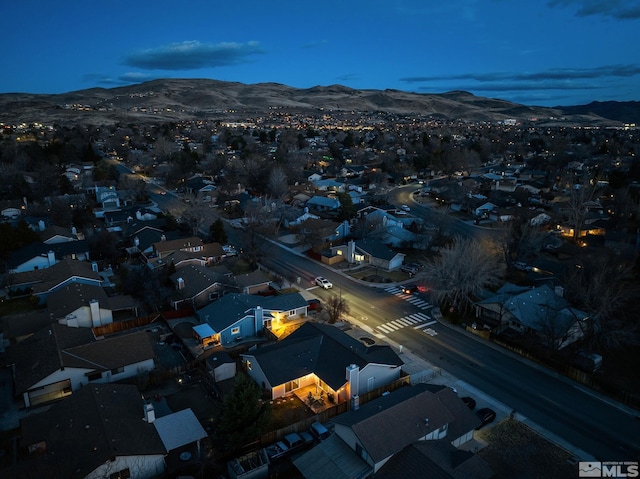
377 324 394 333
384 286 432 310
402 316 420 324
375 311 437 334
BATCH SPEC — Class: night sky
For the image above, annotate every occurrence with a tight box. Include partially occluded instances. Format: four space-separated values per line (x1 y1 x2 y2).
2 0 639 106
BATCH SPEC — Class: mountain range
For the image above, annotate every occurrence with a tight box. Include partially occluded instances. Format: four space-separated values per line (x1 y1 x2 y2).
0 78 638 126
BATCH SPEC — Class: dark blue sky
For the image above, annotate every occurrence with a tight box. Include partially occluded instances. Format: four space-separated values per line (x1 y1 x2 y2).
2 0 639 106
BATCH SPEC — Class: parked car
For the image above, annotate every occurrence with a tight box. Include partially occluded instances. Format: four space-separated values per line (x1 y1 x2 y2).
315 276 333 289
264 432 313 462
222 245 238 256
400 264 419 275
309 421 331 441
402 284 418 294
475 408 496 429
307 299 322 311
400 204 411 212
461 396 476 410
513 261 531 271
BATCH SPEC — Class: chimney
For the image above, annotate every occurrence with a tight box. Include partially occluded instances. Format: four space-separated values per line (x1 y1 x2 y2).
143 403 155 423
89 299 101 327
38 220 45 231
160 234 166 242
91 261 98 272
71 226 77 236
346 364 360 401
177 278 185 290
47 250 56 267
255 306 263 329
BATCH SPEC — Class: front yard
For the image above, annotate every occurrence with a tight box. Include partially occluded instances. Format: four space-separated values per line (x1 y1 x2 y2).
476 419 577 478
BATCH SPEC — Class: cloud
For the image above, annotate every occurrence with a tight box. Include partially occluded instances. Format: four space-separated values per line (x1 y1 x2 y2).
400 64 640 84
83 72 159 86
417 81 603 92
547 0 640 19
335 74 360 82
124 40 265 70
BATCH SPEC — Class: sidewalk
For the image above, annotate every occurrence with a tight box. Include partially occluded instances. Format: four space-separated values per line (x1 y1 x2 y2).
266 235 608 461
348 303 602 461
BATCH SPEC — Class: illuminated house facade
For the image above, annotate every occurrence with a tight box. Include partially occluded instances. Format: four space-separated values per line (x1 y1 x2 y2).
195 292 309 347
241 322 403 402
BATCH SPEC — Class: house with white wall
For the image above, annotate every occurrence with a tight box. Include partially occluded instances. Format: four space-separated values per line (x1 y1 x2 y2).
7 324 156 408
241 322 403 402
18 383 207 479
47 283 139 327
294 384 487 478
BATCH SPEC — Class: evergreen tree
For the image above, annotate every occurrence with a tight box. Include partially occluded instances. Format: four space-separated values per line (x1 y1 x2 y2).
218 373 271 451
209 219 228 244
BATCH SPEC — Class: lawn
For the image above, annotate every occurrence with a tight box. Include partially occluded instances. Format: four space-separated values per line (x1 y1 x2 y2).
0 296 39 316
476 419 577 479
268 395 314 430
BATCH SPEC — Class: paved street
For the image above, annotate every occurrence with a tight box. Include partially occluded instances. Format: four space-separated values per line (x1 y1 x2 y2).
260 240 640 463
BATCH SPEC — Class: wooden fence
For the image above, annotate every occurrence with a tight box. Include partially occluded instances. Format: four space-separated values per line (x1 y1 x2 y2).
258 373 412 447
92 313 161 336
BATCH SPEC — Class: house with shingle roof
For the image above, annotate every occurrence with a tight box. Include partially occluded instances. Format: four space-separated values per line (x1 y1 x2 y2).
335 238 404 271
103 206 159 228
232 270 272 295
15 383 207 479
39 224 82 244
170 264 230 309
7 239 91 273
3 258 103 304
17 384 166 479
6 324 155 407
195 292 309 347
374 439 494 479
241 321 403 402
298 383 482 476
150 236 204 259
475 283 588 349
306 195 341 212
47 283 139 327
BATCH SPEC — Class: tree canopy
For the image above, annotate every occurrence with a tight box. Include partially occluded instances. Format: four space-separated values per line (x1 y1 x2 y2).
218 372 271 451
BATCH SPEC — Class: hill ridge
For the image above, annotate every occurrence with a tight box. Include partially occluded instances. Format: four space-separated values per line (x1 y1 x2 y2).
0 78 635 126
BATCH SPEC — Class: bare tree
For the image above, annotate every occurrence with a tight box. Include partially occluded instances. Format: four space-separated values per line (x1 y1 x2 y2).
494 218 545 273
566 252 639 351
153 136 175 162
565 177 598 243
423 236 501 317
534 304 574 352
266 165 288 198
326 295 349 324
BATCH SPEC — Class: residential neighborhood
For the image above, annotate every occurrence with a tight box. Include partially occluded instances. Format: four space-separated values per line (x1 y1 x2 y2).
0 105 639 478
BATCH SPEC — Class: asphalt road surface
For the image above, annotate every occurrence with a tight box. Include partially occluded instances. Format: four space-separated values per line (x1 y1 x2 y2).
260 243 640 462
